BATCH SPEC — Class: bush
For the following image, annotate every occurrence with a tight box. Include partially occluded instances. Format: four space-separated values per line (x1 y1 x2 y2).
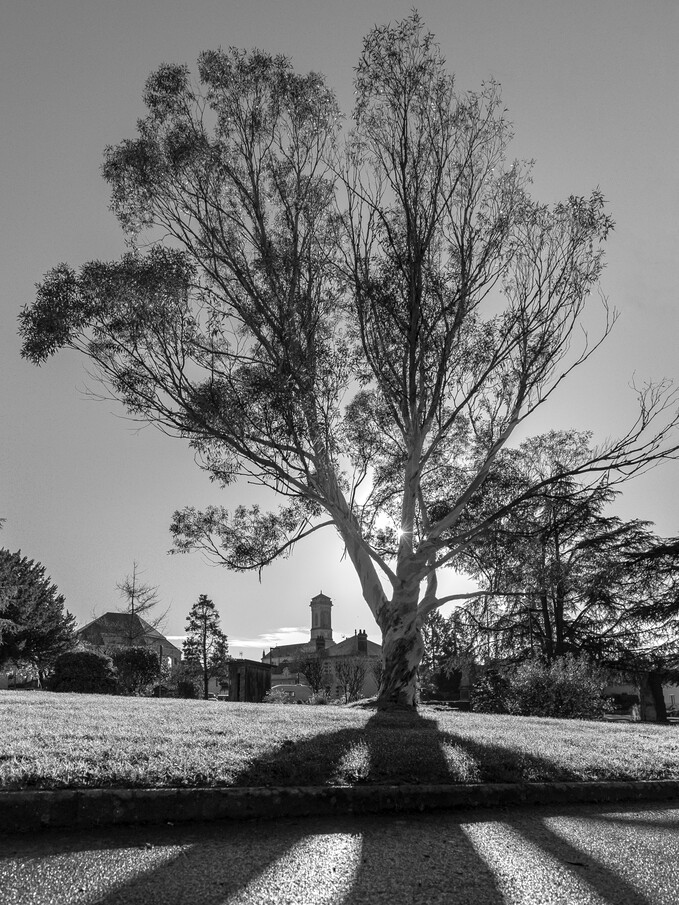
176 679 198 698
470 670 510 714
263 688 294 704
50 650 118 694
308 692 329 705
166 661 201 698
504 656 612 720
109 647 160 695
471 656 612 719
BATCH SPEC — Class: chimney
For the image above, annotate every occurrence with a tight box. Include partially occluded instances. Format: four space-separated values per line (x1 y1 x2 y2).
357 630 367 654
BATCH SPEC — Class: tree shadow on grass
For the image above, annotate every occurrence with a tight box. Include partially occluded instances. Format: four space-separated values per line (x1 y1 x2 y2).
230 707 580 788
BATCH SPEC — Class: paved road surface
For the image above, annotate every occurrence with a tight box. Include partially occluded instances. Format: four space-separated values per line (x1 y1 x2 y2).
1 802 678 904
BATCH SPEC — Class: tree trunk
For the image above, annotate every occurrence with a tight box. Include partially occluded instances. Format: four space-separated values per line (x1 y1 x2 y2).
648 671 668 723
637 671 668 723
377 600 424 709
540 589 553 659
539 538 554 659
552 516 567 656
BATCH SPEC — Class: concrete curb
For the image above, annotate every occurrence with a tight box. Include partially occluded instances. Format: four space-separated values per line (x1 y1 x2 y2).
2 780 679 833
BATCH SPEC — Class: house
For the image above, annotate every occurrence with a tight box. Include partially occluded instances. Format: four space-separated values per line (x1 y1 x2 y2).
262 592 382 700
76 612 182 671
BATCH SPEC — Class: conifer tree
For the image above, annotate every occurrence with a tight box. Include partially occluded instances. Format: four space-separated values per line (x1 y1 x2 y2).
183 594 229 699
0 549 76 682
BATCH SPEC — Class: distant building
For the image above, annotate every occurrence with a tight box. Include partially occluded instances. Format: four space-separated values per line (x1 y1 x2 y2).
262 592 382 700
228 658 272 702
76 612 182 671
0 662 39 690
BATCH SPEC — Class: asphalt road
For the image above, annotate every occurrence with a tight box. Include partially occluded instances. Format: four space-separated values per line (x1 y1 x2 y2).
1 802 678 904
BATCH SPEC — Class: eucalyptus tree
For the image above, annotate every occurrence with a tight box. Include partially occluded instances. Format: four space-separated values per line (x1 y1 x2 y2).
20 14 679 708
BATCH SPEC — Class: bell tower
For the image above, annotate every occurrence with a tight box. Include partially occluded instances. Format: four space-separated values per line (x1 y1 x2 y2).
309 592 333 642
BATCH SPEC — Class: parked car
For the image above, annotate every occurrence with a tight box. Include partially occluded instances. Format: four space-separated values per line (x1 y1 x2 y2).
269 683 312 703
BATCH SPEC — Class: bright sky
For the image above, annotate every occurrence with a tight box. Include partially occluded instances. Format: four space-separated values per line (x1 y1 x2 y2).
1 0 678 659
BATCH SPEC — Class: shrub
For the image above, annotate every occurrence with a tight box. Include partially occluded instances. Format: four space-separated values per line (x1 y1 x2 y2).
167 661 201 698
504 655 612 720
176 679 198 698
308 692 329 705
263 688 294 704
470 670 510 714
471 656 613 719
109 646 160 695
50 650 118 694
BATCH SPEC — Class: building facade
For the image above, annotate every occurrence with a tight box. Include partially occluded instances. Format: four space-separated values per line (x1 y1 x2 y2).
262 593 382 700
76 612 182 671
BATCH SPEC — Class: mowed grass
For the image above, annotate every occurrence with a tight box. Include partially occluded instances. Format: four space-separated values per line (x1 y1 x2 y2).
2 690 679 792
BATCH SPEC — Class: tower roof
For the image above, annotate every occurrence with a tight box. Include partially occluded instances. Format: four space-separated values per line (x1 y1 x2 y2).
310 592 332 605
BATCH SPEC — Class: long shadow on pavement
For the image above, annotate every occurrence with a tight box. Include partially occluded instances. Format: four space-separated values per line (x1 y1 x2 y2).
513 809 660 905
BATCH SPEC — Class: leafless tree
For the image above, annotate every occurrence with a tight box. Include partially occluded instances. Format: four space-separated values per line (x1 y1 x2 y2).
294 655 325 694
116 562 168 643
335 658 368 702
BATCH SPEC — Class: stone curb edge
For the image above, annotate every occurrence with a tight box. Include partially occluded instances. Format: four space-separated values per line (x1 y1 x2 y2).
2 780 679 833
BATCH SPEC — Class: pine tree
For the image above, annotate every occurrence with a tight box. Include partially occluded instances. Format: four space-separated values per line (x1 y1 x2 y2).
183 594 229 699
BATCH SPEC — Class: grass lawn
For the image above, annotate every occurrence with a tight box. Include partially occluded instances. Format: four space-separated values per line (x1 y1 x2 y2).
2 690 678 792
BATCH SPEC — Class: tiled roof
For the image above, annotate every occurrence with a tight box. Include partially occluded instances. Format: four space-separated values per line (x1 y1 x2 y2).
328 635 381 657
76 612 181 653
265 635 382 662
264 641 316 660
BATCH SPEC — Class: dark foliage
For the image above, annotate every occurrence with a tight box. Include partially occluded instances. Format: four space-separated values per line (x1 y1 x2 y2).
110 646 160 695
50 650 118 694
183 594 229 699
0 549 76 677
471 656 612 720
470 670 510 714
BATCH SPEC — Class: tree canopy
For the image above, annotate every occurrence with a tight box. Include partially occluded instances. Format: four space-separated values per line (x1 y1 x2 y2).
20 14 679 708
455 431 679 673
110 646 161 695
0 548 76 679
50 649 117 695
